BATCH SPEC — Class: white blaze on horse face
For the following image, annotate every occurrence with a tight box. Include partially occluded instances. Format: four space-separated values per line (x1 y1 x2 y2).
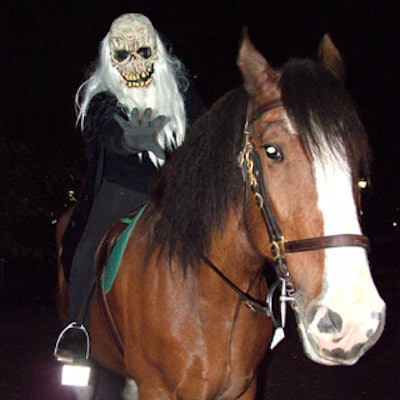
298 146 386 366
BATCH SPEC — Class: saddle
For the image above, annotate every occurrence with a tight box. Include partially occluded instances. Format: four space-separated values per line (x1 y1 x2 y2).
91 202 148 356
94 202 148 292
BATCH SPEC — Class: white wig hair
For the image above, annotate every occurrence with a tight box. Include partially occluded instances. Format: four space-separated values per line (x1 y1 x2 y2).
75 26 189 165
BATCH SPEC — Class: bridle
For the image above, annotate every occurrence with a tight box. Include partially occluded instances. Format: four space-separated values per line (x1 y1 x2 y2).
200 98 369 328
241 97 369 272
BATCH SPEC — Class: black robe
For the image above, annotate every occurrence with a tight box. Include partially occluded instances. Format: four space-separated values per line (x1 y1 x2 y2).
61 86 205 279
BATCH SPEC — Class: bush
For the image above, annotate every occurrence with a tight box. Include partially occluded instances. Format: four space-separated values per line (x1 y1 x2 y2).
0 133 84 264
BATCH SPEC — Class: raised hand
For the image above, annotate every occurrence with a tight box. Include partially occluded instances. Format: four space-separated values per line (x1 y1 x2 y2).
114 108 167 159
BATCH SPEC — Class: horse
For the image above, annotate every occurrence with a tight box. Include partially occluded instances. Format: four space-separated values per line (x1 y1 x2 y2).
56 33 386 399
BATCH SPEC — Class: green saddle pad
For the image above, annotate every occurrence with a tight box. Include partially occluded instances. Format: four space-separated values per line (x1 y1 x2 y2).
102 203 148 294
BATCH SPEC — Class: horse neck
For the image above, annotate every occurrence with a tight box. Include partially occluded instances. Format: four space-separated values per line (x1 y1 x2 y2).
198 210 266 295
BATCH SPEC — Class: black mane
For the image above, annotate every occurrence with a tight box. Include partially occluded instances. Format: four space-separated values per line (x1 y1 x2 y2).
149 88 248 267
280 58 371 178
147 58 370 268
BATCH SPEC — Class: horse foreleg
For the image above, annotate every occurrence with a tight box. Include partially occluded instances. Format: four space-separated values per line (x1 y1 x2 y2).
134 379 258 400
237 378 258 400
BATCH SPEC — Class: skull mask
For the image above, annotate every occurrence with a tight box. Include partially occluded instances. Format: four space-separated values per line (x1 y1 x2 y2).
109 14 157 88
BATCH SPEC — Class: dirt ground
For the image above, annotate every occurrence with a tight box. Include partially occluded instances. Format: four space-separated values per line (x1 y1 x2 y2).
1 243 399 400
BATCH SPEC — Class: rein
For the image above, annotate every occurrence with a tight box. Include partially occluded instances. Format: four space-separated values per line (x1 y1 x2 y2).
197 251 269 314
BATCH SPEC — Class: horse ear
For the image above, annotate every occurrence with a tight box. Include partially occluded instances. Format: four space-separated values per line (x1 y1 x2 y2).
237 28 279 97
318 34 345 81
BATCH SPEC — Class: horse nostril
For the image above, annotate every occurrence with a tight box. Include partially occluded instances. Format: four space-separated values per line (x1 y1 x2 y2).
317 308 343 334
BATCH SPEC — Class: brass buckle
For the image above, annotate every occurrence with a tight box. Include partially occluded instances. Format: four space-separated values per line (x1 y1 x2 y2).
271 238 286 260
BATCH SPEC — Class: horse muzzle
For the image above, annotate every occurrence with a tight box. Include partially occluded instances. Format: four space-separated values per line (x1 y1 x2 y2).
296 301 386 366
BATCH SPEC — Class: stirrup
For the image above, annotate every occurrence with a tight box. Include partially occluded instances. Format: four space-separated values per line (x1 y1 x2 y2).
54 322 91 386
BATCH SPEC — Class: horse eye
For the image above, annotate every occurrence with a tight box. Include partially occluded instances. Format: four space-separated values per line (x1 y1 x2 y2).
264 144 284 161
114 49 130 62
137 47 152 59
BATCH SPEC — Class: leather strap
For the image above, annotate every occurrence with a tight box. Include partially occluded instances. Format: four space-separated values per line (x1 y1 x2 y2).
285 234 370 254
97 286 124 355
250 98 283 123
244 98 370 291
92 202 148 357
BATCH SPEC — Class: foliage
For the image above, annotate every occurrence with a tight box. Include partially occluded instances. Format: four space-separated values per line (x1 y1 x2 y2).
0 132 85 264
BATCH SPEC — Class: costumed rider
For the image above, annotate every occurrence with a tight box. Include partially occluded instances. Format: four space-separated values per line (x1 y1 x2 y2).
60 13 205 337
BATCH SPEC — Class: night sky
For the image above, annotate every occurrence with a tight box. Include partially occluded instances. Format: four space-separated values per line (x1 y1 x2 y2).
1 0 398 209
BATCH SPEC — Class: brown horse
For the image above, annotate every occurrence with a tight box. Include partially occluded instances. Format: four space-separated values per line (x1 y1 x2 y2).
56 34 385 399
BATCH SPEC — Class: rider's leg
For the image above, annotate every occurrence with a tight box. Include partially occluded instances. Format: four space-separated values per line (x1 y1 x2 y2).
67 179 148 326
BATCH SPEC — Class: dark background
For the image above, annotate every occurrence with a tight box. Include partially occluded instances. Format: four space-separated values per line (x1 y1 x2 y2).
1 0 398 213
0 1 399 399
1 1 398 187
2 1 397 137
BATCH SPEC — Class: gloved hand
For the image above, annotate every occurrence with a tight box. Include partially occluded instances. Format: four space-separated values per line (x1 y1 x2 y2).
114 108 167 160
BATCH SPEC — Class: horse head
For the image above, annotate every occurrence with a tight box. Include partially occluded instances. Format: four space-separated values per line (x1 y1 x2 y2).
237 33 385 366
